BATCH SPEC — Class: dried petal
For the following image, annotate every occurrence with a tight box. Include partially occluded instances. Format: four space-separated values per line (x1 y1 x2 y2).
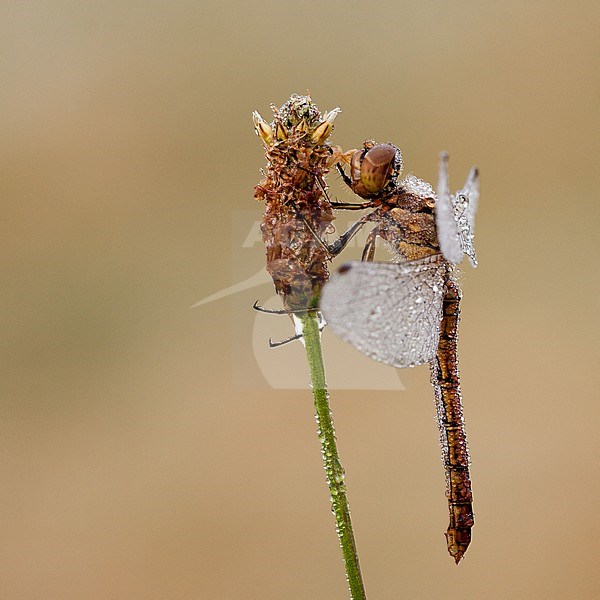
252 111 273 144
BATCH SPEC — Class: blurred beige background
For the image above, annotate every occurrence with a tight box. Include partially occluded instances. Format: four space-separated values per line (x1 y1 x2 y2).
1 1 598 599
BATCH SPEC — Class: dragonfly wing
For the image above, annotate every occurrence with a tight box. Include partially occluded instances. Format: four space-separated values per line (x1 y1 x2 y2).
459 165 479 221
435 153 464 264
320 256 446 368
435 153 479 267
455 166 479 267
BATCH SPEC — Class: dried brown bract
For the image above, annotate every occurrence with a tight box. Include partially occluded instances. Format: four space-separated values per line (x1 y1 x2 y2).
253 94 340 312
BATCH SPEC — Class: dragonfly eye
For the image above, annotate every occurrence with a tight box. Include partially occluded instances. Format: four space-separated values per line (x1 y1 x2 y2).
360 143 398 194
349 147 380 199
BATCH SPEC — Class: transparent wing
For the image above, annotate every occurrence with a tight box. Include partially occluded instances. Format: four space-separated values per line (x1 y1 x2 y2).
455 165 479 267
320 255 446 368
435 153 479 267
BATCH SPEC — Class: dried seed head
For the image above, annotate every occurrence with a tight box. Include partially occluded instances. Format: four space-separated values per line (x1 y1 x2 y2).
254 93 339 311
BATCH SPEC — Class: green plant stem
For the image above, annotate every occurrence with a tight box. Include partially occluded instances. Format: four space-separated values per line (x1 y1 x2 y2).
299 312 367 600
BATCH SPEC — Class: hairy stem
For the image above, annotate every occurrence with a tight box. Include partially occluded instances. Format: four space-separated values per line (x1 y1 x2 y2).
299 312 367 600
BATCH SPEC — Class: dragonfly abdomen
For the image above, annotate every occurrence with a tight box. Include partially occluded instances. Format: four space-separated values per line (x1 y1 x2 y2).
431 277 474 563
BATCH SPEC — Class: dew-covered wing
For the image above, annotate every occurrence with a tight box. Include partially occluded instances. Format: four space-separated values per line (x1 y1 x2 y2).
454 164 479 267
320 255 446 368
435 152 479 267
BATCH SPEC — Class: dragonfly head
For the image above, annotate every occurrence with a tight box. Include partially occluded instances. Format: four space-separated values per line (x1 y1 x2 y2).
349 142 403 198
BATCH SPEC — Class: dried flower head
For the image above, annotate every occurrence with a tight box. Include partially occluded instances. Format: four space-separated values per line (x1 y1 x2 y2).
253 94 340 311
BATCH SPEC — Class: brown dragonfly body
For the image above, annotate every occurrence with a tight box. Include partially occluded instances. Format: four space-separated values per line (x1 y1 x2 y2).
320 142 478 562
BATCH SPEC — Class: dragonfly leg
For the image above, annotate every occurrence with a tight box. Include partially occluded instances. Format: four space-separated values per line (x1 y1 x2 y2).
252 300 288 315
361 226 380 262
252 300 318 315
284 196 373 258
328 216 371 256
296 164 332 203
269 333 302 348
332 161 377 210
282 163 375 257
282 201 336 259
268 316 325 348
335 161 353 188
329 200 375 210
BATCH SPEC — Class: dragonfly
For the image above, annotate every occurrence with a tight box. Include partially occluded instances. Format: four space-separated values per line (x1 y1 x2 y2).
319 141 479 563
